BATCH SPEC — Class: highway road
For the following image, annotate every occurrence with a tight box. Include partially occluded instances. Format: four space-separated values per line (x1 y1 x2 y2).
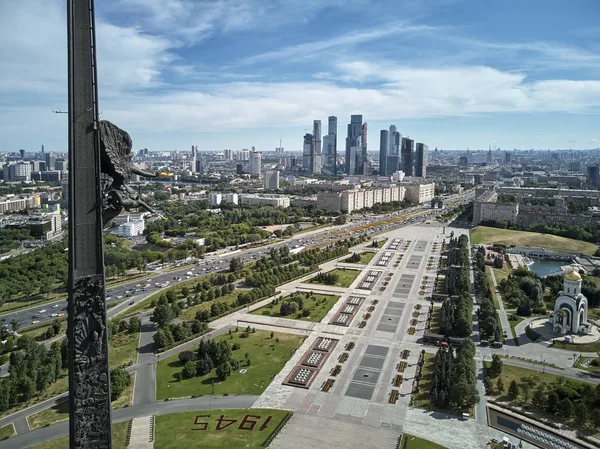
0 192 472 331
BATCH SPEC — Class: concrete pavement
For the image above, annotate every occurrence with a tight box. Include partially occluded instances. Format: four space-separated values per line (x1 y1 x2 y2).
488 266 514 345
133 315 157 406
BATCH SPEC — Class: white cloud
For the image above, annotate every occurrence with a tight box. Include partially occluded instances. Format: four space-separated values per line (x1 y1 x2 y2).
242 23 436 65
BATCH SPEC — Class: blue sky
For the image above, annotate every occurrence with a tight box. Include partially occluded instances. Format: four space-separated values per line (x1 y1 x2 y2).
0 0 599 153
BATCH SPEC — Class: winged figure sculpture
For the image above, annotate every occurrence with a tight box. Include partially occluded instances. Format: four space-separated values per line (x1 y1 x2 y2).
99 120 160 225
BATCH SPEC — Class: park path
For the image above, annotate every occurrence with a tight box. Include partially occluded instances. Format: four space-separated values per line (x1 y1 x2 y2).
488 267 514 345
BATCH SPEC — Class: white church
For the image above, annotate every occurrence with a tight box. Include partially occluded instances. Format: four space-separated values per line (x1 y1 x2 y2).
549 268 591 335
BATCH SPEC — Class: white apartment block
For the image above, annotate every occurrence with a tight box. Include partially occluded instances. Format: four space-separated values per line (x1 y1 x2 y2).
117 220 145 238
316 184 414 213
405 183 435 204
239 194 290 208
223 193 238 204
208 192 222 206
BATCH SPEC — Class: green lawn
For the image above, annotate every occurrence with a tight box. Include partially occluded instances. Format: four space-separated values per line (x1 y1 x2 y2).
348 252 376 264
430 306 441 333
179 290 241 321
18 320 67 341
27 374 135 430
156 330 303 400
0 423 15 440
24 421 129 449
251 292 339 323
155 408 291 449
484 361 592 403
574 357 600 372
470 226 598 255
307 268 361 288
109 332 139 368
371 239 387 248
486 267 500 309
508 316 524 346
492 265 512 283
412 353 436 409
400 434 447 449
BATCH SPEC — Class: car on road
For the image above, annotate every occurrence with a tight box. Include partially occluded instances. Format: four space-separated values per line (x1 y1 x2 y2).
117 295 123 299
39 309 47 313
32 314 40 318
32 320 40 324
51 313 58 317
52 304 60 308
129 301 134 305
58 313 65 317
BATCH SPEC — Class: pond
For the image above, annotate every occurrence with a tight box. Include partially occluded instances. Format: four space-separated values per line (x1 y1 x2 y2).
528 261 567 277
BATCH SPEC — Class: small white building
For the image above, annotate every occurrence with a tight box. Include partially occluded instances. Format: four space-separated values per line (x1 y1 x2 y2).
550 269 590 334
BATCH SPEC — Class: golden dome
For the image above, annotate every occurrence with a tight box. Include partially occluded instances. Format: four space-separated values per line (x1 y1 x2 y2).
564 269 582 281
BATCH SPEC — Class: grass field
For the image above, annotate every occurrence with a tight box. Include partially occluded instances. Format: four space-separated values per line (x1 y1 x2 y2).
400 434 447 449
470 226 598 255
156 330 303 400
109 332 139 368
307 268 361 288
179 290 241 321
430 306 441 333
508 316 524 346
484 361 592 403
492 265 512 283
412 352 436 410
0 423 15 440
486 267 500 309
251 292 339 323
27 374 135 430
155 409 291 449
25 421 129 449
347 252 376 264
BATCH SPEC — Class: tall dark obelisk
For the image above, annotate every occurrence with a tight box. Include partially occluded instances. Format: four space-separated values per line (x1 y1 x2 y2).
67 0 112 447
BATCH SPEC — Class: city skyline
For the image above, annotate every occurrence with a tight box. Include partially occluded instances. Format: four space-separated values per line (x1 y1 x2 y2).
1 0 599 152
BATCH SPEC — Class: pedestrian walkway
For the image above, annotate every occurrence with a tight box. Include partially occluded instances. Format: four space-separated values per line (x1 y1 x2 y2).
488 267 514 345
127 415 153 449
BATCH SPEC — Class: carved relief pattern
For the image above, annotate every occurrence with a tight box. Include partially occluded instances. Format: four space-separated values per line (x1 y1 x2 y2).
72 275 111 448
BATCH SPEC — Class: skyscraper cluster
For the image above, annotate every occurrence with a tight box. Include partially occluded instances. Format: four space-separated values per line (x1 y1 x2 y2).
379 125 428 177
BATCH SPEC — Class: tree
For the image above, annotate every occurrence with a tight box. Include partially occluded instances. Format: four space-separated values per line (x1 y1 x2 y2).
110 367 130 401
496 377 504 395
128 316 142 333
591 408 600 428
508 380 520 401
522 383 531 404
196 356 214 376
532 387 546 409
181 286 190 297
558 398 574 419
489 355 503 377
150 305 175 327
546 391 559 413
179 351 196 364
216 361 231 380
10 319 19 332
182 361 197 379
229 257 243 273
575 403 589 428
195 309 210 322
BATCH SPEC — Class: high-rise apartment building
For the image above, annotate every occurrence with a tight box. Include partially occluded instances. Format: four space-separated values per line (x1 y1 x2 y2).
249 150 262 178
311 120 322 174
415 143 428 178
588 166 600 188
504 151 511 165
191 145 198 173
45 152 56 171
387 125 401 176
379 130 389 176
345 115 363 175
263 170 280 189
223 149 232 161
322 116 337 174
401 137 414 176
303 133 313 169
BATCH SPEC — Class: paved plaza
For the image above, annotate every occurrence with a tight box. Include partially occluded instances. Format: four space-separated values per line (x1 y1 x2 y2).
250 224 497 448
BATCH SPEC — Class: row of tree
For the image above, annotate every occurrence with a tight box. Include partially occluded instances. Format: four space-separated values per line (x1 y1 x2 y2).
154 320 209 351
498 267 544 316
472 249 502 342
430 339 479 409
180 339 240 380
